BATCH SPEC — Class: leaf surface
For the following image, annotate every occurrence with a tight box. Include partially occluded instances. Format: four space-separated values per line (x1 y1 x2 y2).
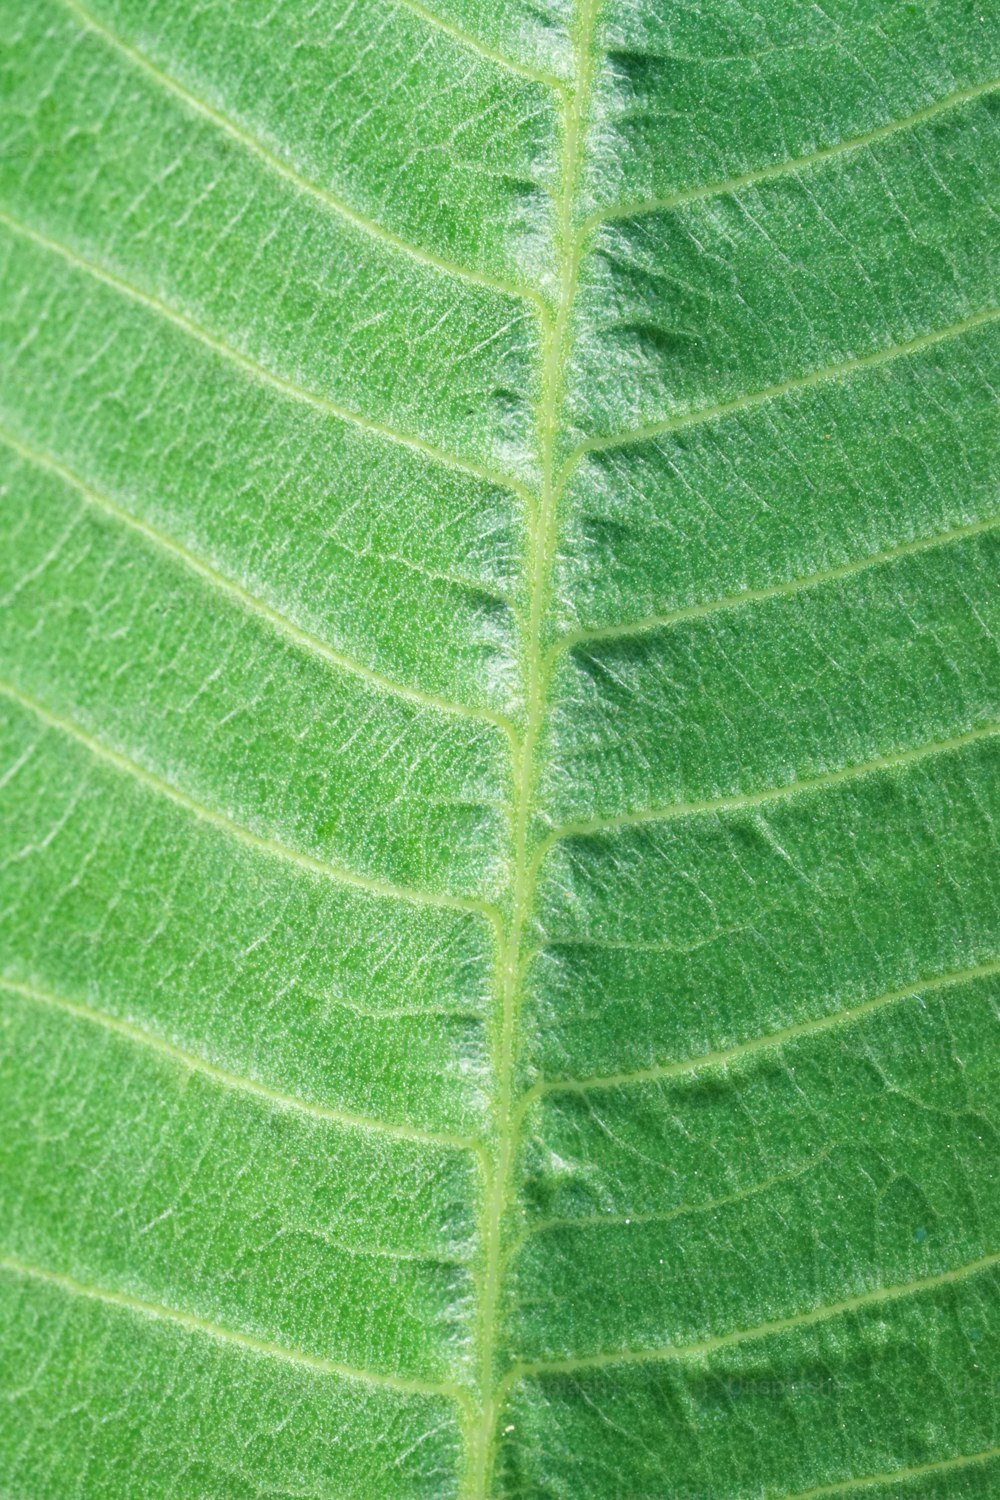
2 1 1000 1496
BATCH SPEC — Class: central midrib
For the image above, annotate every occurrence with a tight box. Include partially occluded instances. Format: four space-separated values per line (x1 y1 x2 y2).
466 3 601 1495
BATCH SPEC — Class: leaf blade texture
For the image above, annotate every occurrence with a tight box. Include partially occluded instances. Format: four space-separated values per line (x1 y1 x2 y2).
1 0 1000 1495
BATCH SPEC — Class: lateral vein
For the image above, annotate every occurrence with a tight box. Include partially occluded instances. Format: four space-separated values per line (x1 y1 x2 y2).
577 306 1000 457
542 719 1000 841
58 0 545 307
777 1443 1000 1499
0 207 534 503
510 1249 1000 1377
589 74 1000 224
504 1145 836 1264
0 677 499 923
555 511 1000 651
0 1253 472 1403
0 422 515 736
0 975 483 1155
534 957 1000 1099
390 0 567 90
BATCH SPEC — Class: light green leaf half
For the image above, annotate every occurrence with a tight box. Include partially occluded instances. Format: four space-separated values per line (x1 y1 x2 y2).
2 0 1000 1495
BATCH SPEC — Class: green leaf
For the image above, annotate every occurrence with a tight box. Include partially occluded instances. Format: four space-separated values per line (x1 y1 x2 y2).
2 0 999 1495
